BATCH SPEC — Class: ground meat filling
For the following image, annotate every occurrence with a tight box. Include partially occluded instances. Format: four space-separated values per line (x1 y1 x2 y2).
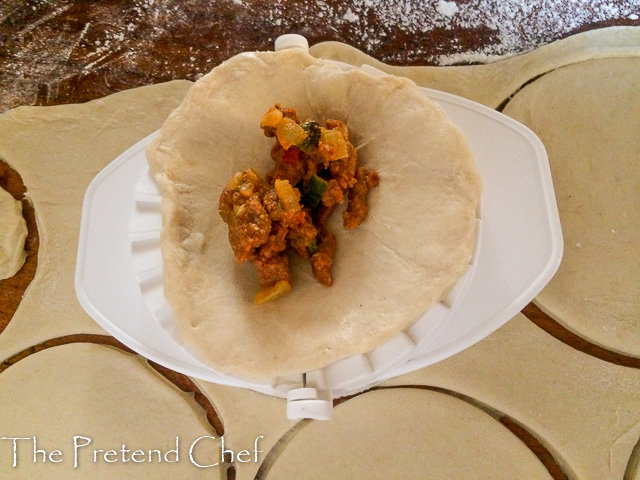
311 229 337 286
218 169 271 263
219 104 379 304
343 167 380 230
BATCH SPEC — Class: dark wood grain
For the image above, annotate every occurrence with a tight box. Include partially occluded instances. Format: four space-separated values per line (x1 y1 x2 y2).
1 1 639 112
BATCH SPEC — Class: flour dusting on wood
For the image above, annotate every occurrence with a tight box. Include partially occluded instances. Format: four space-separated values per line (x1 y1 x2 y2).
0 0 638 111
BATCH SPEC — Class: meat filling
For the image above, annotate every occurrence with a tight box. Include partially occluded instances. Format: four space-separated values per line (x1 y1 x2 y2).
220 105 379 304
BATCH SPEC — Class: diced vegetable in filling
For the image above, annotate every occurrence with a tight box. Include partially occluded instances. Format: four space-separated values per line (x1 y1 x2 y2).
219 104 380 304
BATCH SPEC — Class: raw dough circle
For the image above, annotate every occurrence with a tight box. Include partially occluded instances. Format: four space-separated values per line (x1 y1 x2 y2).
0 185 27 280
147 48 481 378
0 343 222 479
265 388 552 479
503 58 640 357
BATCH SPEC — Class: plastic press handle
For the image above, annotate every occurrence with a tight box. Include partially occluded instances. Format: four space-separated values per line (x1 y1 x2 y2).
275 34 309 52
286 387 333 420
278 370 333 420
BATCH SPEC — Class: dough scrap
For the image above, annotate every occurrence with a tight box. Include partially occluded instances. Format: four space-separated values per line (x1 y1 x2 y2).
0 343 221 479
0 185 27 279
502 57 640 357
0 80 192 363
147 47 481 378
264 388 552 479
383 314 640 480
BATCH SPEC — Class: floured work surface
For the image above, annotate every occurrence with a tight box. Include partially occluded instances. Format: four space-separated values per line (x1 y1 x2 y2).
0 27 639 480
2 1 638 112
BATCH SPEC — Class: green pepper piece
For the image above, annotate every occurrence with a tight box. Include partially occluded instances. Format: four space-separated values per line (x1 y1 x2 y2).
302 173 328 209
300 121 321 153
307 241 318 255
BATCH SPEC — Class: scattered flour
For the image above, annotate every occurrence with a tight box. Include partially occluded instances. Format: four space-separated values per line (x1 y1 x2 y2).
344 8 359 23
436 0 459 18
307 0 640 64
1 0 639 111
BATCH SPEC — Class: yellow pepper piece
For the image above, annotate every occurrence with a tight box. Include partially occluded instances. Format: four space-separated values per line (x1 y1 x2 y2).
261 107 283 128
276 117 308 150
274 179 302 213
319 128 349 161
254 280 292 304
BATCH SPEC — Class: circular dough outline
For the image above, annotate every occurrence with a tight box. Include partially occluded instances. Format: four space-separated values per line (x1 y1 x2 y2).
261 387 553 479
503 57 640 358
0 342 224 479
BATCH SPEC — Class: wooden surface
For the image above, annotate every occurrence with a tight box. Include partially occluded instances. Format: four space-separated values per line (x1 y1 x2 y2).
1 2 639 479
2 0 640 112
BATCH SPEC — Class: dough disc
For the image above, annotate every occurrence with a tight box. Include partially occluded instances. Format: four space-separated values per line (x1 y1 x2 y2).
147 48 481 378
503 58 640 357
0 343 221 478
265 388 551 479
